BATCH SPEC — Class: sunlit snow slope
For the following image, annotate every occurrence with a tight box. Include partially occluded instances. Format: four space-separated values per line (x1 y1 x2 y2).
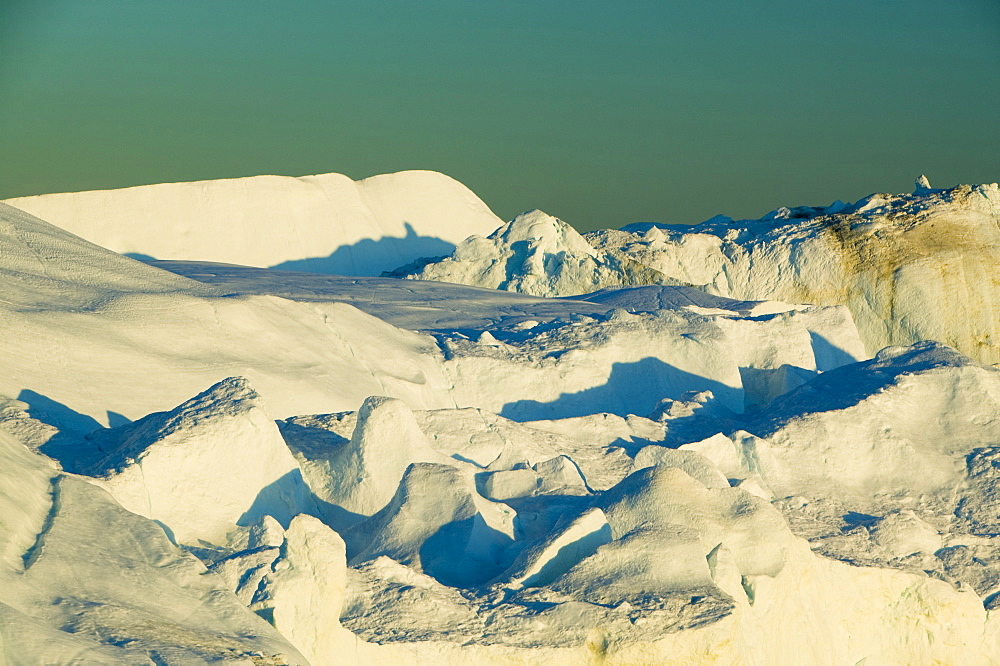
3 170 504 276
0 202 456 427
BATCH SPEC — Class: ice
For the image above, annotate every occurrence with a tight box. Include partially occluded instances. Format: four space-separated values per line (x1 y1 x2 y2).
0 202 208 311
498 507 612 589
630 446 731 489
345 462 515 587
0 200 459 425
598 467 790 577
4 170 504 276
549 522 723 605
613 183 1000 365
677 433 743 477
741 341 1000 507
481 455 589 500
0 431 307 662
313 396 458 522
78 377 316 546
0 430 57 570
248 515 354 665
383 182 1000 365
2 171 1000 663
391 209 670 296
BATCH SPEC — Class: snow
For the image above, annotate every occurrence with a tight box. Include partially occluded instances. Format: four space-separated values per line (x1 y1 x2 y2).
0 202 458 426
3 170 504 276
311 396 461 523
0 431 307 663
503 507 613 589
608 182 1000 365
391 209 671 296
78 377 316 546
2 172 1000 663
387 182 1000 365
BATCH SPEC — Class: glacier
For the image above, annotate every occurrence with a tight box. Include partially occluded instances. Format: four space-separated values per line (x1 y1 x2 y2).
1 172 999 664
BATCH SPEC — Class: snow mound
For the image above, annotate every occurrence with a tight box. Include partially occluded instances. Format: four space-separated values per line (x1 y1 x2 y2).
599 466 790 578
307 396 458 523
80 376 315 546
585 227 729 290
723 341 1000 603
389 209 669 296
481 455 589 500
631 446 731 488
4 170 504 276
496 507 612 590
212 514 357 665
547 522 725 608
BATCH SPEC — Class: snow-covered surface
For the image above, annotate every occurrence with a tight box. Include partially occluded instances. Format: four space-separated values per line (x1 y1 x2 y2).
0 203 460 428
80 377 316 546
595 181 1000 364
0 200 863 428
2 174 1000 664
389 181 1000 365
390 209 669 296
3 170 504 275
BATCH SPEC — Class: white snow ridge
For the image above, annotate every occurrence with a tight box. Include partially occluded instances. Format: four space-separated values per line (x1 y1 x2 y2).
2 173 1000 664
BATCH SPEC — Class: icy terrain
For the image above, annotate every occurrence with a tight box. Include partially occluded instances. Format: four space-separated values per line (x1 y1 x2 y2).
3 170 503 276
402 178 1000 365
387 209 667 296
2 174 1000 664
598 179 1000 365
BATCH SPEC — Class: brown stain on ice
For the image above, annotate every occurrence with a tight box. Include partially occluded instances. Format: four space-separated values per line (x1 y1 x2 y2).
585 626 609 664
803 189 1000 363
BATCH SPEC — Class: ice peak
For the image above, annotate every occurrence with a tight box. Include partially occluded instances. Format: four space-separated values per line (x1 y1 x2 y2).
389 207 673 297
173 376 262 421
914 174 932 192
497 209 597 258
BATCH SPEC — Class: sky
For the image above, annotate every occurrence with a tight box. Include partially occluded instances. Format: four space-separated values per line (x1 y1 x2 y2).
2 1 998 231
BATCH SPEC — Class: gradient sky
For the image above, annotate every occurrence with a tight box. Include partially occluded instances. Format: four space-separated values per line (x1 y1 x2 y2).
2 1 998 231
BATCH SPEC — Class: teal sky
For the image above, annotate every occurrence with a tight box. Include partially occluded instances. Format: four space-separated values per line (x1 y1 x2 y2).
2 1 998 231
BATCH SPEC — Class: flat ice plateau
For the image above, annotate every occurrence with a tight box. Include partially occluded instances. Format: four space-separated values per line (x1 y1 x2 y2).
1 173 999 664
